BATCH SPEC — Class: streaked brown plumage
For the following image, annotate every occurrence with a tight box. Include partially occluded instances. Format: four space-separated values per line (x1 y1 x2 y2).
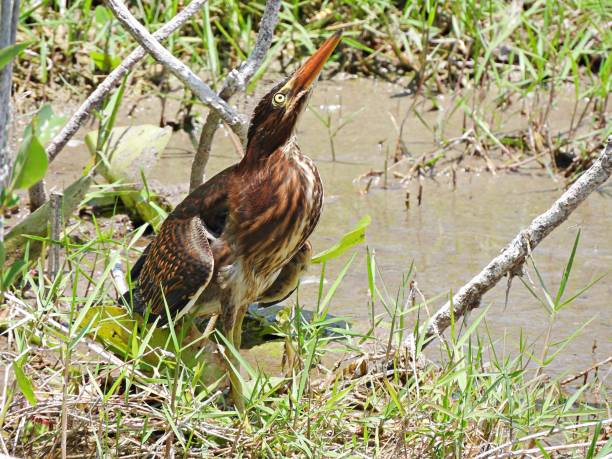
128 33 342 410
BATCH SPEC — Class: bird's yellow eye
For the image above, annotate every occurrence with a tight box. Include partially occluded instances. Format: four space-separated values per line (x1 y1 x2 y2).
273 92 286 106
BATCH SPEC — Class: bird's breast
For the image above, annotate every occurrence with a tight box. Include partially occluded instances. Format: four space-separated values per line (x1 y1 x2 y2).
229 148 323 282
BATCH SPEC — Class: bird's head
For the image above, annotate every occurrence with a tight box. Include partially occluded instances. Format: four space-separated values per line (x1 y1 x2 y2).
246 32 342 156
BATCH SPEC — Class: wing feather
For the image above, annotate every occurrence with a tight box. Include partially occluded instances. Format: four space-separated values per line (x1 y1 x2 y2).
130 165 235 319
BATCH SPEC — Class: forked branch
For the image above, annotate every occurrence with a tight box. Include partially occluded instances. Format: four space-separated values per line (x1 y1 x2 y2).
406 136 612 351
190 0 281 191
29 0 281 206
28 0 210 209
105 0 246 136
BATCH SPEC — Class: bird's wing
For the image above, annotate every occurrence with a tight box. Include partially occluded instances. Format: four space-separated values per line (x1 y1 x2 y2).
130 165 235 319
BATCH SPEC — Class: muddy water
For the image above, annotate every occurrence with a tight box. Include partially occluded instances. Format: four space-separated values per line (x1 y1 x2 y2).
47 77 611 376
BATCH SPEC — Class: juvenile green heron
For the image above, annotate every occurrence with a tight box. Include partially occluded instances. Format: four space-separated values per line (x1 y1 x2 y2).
128 33 342 410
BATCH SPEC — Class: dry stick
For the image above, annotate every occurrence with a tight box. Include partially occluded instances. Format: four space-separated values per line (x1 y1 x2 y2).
472 418 612 459
496 440 608 458
189 0 282 191
105 0 246 137
48 192 63 280
60 341 70 459
560 356 612 386
0 0 20 235
26 0 209 210
404 137 612 351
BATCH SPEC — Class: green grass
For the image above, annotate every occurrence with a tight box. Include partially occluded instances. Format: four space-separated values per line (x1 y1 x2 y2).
0 218 609 457
1 0 611 456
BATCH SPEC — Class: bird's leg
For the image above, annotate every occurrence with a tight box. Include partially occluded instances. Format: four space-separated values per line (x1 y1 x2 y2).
221 299 248 415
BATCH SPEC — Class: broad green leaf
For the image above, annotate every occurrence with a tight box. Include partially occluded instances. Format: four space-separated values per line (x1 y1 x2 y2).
11 134 48 190
81 305 226 386
0 241 5 268
312 215 371 263
85 125 172 230
35 105 67 145
13 362 37 406
10 104 65 191
94 5 112 26
0 42 30 70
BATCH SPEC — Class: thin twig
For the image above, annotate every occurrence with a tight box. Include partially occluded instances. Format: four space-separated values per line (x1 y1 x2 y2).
404 136 612 351
493 440 608 458
60 342 70 459
560 356 612 386
27 0 210 209
105 0 246 136
189 0 281 191
473 418 612 459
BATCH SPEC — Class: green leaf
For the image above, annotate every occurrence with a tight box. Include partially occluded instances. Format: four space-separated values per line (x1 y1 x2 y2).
203 2 220 79
94 5 112 26
2 260 26 290
383 378 406 416
0 42 30 70
454 303 492 349
35 105 67 145
89 51 121 72
312 215 371 263
13 362 37 406
341 37 373 54
10 104 65 191
0 241 5 268
594 438 612 459
84 124 172 230
11 134 48 190
318 253 356 314
554 229 580 308
80 305 226 386
97 76 127 148
3 175 92 264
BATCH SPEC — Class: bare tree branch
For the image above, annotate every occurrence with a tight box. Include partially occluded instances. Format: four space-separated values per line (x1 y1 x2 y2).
405 136 612 351
189 0 281 192
0 0 20 238
105 0 247 136
0 0 20 183
27 0 210 210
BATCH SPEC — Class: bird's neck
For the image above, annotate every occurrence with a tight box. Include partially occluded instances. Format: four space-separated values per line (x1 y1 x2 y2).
242 135 297 168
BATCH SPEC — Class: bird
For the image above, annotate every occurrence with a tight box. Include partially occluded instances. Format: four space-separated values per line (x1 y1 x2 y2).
127 32 342 411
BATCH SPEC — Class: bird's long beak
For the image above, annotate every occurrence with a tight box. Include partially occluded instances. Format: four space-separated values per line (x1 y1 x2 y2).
290 32 342 93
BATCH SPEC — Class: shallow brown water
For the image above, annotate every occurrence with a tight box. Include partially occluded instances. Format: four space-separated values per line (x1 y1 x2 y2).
45 77 611 377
